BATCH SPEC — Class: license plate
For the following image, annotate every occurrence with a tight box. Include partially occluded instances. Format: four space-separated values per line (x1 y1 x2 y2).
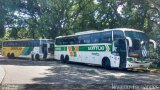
140 65 144 67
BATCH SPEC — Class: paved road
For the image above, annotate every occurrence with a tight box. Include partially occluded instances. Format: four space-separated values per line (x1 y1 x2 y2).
0 59 160 84
0 58 160 85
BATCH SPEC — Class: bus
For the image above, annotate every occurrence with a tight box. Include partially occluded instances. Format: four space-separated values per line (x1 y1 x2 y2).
2 39 54 60
54 28 156 69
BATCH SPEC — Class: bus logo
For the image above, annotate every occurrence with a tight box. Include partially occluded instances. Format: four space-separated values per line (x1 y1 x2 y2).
68 46 78 57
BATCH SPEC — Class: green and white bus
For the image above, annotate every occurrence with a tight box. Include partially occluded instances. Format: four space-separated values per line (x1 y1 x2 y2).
2 39 54 60
54 28 156 69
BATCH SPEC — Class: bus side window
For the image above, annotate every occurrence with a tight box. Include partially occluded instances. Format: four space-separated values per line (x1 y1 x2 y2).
100 31 112 43
9 41 14 47
80 34 90 44
55 38 62 45
24 41 28 47
91 33 101 43
113 30 125 41
4 42 6 47
3 42 6 47
74 36 79 44
78 36 83 44
17 42 20 47
15 42 18 47
33 40 38 46
26 41 30 47
22 41 25 47
78 35 90 44
63 38 69 45
15 41 20 47
7 42 9 47
68 37 76 45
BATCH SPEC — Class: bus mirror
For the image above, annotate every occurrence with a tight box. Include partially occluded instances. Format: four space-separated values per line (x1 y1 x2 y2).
126 37 132 47
149 39 156 49
141 41 144 45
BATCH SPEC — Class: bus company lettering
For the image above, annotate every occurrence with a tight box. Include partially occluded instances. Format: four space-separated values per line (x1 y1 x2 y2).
88 46 105 51
55 47 61 51
11 47 22 50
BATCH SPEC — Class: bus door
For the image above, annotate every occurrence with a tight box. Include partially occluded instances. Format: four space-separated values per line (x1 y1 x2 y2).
42 44 48 59
48 43 54 54
113 30 126 68
117 39 127 68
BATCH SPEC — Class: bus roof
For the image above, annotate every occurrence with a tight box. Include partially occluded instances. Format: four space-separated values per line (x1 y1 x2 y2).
2 39 53 42
104 28 144 33
56 28 144 38
75 30 97 35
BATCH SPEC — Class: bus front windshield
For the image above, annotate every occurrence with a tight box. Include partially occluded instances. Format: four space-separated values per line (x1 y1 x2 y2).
125 31 149 57
125 31 148 41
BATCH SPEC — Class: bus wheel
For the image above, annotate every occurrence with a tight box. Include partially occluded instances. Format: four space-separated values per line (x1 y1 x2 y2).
60 55 65 63
35 54 40 61
7 53 11 58
31 54 34 61
65 55 69 63
10 53 15 59
102 58 111 69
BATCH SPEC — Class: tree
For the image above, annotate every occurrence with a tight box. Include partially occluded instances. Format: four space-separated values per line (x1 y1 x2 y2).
0 0 7 38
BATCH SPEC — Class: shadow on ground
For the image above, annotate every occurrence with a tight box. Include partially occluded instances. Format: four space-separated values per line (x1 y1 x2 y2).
1 58 160 85
0 58 57 66
31 63 160 84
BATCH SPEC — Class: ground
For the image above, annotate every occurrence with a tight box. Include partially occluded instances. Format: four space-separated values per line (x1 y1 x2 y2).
0 57 160 89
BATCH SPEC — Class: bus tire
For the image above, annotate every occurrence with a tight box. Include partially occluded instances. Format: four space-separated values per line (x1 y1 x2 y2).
7 53 11 58
35 54 40 61
60 55 65 63
31 54 34 61
102 57 111 69
10 53 15 59
65 55 69 63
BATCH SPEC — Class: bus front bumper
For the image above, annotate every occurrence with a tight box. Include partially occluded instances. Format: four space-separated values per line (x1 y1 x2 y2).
126 61 151 68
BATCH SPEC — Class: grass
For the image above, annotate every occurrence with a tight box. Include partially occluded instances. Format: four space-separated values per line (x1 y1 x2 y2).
147 64 160 73
133 68 160 73
146 68 160 73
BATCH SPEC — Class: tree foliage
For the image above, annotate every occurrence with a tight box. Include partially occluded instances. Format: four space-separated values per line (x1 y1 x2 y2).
1 0 159 39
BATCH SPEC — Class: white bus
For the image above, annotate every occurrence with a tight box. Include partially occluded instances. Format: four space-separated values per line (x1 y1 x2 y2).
54 28 156 69
2 39 54 60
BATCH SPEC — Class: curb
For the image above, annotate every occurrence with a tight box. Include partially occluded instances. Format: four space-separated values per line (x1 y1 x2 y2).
0 66 5 84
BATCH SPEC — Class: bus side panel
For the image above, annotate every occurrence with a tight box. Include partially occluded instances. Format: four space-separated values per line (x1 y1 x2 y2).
65 45 82 62
54 46 67 60
2 47 24 57
2 47 11 56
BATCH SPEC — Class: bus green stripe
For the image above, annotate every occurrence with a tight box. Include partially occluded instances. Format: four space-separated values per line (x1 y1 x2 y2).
21 47 34 55
71 46 75 51
55 45 112 52
108 45 112 51
79 45 112 51
55 47 67 51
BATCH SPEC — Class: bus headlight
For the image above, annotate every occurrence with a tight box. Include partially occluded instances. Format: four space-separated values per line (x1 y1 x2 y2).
133 58 138 62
